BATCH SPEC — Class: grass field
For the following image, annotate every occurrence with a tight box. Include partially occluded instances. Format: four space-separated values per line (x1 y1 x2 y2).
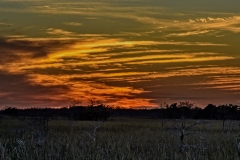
0 117 239 160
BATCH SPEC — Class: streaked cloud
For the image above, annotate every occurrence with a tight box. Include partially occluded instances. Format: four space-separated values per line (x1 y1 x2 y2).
192 75 240 92
2 37 228 75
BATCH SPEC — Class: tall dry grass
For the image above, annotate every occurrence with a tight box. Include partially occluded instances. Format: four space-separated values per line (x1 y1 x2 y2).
0 117 239 159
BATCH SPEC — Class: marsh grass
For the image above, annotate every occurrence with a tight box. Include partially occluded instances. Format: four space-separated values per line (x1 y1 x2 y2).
0 117 239 159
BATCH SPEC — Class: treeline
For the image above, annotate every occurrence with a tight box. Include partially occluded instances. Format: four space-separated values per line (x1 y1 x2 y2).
1 102 240 121
158 102 240 120
0 104 111 121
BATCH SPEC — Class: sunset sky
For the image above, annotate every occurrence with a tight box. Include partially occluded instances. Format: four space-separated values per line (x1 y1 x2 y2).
1 0 240 109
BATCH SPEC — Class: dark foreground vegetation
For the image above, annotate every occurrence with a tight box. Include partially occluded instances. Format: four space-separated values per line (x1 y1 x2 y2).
0 117 239 159
0 102 239 159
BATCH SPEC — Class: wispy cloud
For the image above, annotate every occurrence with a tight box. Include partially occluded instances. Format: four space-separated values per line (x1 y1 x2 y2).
47 28 74 36
64 22 82 26
126 56 234 65
0 22 12 26
167 30 211 37
189 16 240 33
